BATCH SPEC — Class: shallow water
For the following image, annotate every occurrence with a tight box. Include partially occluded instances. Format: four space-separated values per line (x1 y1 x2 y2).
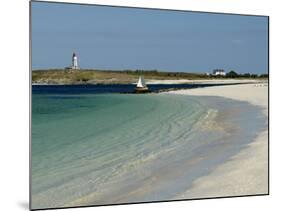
31 92 266 209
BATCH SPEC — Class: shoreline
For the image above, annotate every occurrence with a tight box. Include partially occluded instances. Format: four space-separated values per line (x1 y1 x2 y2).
61 94 266 208
31 83 268 209
164 83 268 198
31 79 267 86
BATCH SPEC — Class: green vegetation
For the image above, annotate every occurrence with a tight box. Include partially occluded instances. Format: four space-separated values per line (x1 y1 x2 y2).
226 70 239 78
32 69 207 84
225 70 267 79
32 68 268 85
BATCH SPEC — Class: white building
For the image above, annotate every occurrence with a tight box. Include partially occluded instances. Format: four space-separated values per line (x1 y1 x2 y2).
65 52 80 70
72 52 79 69
213 69 226 76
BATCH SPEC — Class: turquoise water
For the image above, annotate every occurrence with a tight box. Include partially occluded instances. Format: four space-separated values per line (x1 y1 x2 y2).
31 93 266 209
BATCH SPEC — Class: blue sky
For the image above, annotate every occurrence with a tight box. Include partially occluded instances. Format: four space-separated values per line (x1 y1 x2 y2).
31 2 268 74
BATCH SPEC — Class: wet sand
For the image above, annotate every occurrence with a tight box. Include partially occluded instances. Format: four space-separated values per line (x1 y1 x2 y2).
167 83 268 198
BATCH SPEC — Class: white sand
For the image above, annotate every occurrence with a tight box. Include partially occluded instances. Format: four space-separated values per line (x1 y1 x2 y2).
167 83 268 198
146 79 263 85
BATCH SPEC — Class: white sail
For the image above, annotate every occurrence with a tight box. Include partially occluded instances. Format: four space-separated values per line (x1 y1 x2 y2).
136 76 146 88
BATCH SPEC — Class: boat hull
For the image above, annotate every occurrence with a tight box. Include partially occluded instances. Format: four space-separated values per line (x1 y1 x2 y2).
135 87 150 93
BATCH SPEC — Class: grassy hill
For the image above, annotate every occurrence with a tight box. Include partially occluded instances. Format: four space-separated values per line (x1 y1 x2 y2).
32 69 268 85
32 69 210 85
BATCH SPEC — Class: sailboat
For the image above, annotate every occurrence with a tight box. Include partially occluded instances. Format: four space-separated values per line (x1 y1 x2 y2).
135 76 149 93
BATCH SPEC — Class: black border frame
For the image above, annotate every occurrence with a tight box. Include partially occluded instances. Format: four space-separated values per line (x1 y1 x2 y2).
29 1 270 210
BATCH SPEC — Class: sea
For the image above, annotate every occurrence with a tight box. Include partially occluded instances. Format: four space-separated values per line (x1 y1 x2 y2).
31 84 267 209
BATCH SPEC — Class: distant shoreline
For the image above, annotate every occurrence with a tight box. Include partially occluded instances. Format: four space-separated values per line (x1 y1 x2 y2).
32 79 267 86
32 69 268 85
31 79 268 95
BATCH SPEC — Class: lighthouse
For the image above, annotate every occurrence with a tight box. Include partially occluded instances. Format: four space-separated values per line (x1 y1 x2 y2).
64 52 80 70
72 52 79 70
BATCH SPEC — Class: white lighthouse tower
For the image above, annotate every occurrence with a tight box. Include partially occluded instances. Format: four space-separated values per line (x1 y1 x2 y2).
72 52 79 70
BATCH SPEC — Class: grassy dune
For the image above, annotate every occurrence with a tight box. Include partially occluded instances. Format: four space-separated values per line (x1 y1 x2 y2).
32 69 210 84
32 69 268 85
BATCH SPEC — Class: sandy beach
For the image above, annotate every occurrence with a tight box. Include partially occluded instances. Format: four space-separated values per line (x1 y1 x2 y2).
146 79 262 85
31 82 268 209
166 82 268 199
